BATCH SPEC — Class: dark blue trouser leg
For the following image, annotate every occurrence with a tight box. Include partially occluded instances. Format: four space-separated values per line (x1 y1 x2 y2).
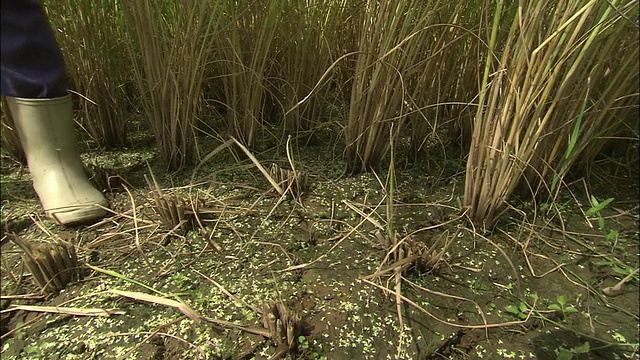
0 0 68 98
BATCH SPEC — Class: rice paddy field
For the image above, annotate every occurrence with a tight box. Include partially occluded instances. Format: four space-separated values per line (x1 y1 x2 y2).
1 0 638 359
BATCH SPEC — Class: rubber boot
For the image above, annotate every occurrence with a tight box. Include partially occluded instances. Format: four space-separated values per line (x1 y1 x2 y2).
5 95 109 225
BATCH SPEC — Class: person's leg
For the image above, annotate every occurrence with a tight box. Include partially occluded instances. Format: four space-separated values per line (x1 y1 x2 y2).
1 0 108 225
0 0 68 98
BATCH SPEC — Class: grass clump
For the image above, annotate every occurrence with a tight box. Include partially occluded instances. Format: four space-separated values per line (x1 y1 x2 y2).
125 0 221 170
213 0 283 148
13 0 637 230
47 0 131 149
0 98 26 164
346 0 433 173
9 235 82 294
463 0 639 228
272 0 356 139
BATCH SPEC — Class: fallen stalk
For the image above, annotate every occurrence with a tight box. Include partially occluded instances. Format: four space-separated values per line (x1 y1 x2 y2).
602 268 639 297
364 278 537 330
2 305 124 317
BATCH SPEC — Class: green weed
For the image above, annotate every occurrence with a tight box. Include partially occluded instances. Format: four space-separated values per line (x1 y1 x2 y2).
585 195 614 232
592 259 637 279
585 196 631 255
555 342 590 360
547 294 579 318
504 301 530 320
505 294 538 320
297 336 326 360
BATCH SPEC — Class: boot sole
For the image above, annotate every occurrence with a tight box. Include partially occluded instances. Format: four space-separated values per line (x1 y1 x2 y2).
46 204 109 225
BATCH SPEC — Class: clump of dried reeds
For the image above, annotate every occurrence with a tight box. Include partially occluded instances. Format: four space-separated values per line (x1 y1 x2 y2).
269 163 308 199
125 0 220 170
46 0 131 149
10 235 82 294
85 164 123 194
345 0 452 173
406 1 481 157
1 98 26 164
464 0 639 228
213 1 283 148
145 173 198 235
260 301 303 355
271 0 354 136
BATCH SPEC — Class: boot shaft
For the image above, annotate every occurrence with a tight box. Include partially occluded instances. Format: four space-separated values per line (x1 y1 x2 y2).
6 95 81 169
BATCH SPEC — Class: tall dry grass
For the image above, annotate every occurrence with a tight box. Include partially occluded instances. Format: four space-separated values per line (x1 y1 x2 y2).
10 0 635 203
213 0 283 148
125 0 221 170
1 98 26 164
47 0 131 149
271 0 358 137
406 1 485 156
463 0 639 228
345 0 452 173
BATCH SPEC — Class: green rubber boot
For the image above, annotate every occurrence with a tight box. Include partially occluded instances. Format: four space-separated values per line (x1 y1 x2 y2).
6 95 109 225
